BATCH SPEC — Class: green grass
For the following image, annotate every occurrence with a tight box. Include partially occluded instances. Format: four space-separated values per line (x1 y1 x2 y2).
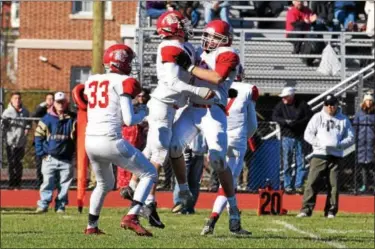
1 208 374 248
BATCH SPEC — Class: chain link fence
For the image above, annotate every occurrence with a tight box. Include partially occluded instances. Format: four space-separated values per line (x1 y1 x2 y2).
1 92 374 196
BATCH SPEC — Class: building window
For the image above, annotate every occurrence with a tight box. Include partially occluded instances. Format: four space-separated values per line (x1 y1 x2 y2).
70 66 91 109
10 2 19 28
70 66 91 87
71 1 112 19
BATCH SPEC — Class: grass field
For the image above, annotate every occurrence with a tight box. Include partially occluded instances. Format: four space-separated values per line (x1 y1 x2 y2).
1 208 374 248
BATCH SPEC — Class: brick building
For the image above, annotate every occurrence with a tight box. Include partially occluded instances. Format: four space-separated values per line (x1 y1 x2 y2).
14 1 137 93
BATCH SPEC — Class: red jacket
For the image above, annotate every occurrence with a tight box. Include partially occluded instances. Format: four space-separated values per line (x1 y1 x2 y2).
286 6 313 32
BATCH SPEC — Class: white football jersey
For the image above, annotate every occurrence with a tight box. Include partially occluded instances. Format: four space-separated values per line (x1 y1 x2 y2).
151 40 197 107
189 47 240 106
227 82 258 150
84 73 135 137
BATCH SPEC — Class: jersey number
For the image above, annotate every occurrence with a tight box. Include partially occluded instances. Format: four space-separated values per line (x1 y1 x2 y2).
88 81 109 108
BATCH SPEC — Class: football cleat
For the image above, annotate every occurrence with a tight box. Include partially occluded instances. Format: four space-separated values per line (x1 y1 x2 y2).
119 186 134 201
229 206 252 236
120 214 153 237
84 227 105 235
200 218 217 236
144 202 165 229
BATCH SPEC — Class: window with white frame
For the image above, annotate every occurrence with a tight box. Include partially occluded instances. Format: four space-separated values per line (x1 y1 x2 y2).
71 1 112 18
11 2 20 28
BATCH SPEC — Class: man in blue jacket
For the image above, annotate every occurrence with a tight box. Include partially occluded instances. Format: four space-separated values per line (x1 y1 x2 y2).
34 92 77 213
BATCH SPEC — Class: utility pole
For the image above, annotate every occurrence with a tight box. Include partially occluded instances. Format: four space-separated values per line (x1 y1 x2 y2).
92 1 104 74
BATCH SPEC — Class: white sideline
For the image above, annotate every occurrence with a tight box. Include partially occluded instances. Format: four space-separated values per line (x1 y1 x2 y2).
274 220 347 249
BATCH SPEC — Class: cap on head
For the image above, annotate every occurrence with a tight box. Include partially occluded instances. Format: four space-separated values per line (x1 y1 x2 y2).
279 87 296 97
54 92 66 102
324 94 339 106
363 93 374 102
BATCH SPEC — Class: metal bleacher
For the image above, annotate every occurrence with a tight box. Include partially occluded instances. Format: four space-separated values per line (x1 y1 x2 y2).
136 1 374 95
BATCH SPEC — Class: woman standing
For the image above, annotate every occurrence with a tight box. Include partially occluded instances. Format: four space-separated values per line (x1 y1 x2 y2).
354 93 375 193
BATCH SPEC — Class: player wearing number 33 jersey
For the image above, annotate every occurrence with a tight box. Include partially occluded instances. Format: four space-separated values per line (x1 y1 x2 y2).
80 44 157 237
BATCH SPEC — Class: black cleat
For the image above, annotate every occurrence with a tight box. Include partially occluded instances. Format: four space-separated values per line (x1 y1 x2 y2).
229 207 252 236
119 186 134 201
144 202 165 229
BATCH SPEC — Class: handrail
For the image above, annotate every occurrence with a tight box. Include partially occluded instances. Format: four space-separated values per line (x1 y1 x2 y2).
307 63 374 107
261 64 375 140
137 27 368 36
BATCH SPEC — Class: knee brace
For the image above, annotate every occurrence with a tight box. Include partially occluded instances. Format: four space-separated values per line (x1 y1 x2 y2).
209 151 227 173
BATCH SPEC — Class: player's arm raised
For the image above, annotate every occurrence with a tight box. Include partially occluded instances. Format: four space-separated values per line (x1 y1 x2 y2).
175 51 240 85
118 78 147 126
161 46 215 100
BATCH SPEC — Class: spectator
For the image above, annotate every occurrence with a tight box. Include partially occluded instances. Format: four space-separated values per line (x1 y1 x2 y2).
311 1 336 31
32 92 54 187
204 1 232 28
172 132 207 214
365 1 374 37
334 1 357 31
118 88 151 190
353 93 375 193
286 0 317 54
177 1 201 28
146 1 174 18
297 94 354 218
1 92 31 190
272 87 312 194
34 92 77 213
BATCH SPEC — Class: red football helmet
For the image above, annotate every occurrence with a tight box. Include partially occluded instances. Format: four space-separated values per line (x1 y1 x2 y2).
103 44 135 75
202 20 233 51
156 10 193 39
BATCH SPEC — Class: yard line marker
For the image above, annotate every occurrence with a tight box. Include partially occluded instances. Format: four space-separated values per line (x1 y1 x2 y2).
274 220 347 249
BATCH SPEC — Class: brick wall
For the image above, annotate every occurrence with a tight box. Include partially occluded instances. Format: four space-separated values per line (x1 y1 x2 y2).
17 49 91 91
19 1 137 40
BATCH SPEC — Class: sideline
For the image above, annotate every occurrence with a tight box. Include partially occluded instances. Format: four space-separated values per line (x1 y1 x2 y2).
274 220 347 249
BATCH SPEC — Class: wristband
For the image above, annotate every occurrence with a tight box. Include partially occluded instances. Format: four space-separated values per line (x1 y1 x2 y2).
188 65 195 73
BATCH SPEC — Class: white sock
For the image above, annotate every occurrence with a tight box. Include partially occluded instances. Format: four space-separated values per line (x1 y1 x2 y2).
179 183 189 192
227 196 238 209
87 222 98 229
127 177 153 216
128 204 142 215
129 179 137 191
212 195 228 215
145 194 155 205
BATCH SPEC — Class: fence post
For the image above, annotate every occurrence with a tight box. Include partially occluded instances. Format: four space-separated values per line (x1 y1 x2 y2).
0 88 3 168
240 30 245 66
356 74 364 113
339 28 346 85
138 29 144 87
275 123 283 190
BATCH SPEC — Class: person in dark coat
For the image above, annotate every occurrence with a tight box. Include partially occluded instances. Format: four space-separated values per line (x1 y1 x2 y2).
32 92 54 187
272 87 313 194
353 93 375 193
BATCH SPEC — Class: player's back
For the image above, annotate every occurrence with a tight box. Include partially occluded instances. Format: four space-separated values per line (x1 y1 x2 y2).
151 40 196 107
190 47 240 106
227 82 256 147
84 73 132 138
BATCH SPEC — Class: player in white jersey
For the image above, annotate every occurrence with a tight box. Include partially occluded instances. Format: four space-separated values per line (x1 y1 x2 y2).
201 79 259 235
78 44 158 237
169 20 251 235
119 10 215 229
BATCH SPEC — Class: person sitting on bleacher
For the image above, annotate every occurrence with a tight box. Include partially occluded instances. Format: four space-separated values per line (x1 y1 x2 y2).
334 1 358 31
286 1 317 54
146 1 175 19
204 1 232 28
